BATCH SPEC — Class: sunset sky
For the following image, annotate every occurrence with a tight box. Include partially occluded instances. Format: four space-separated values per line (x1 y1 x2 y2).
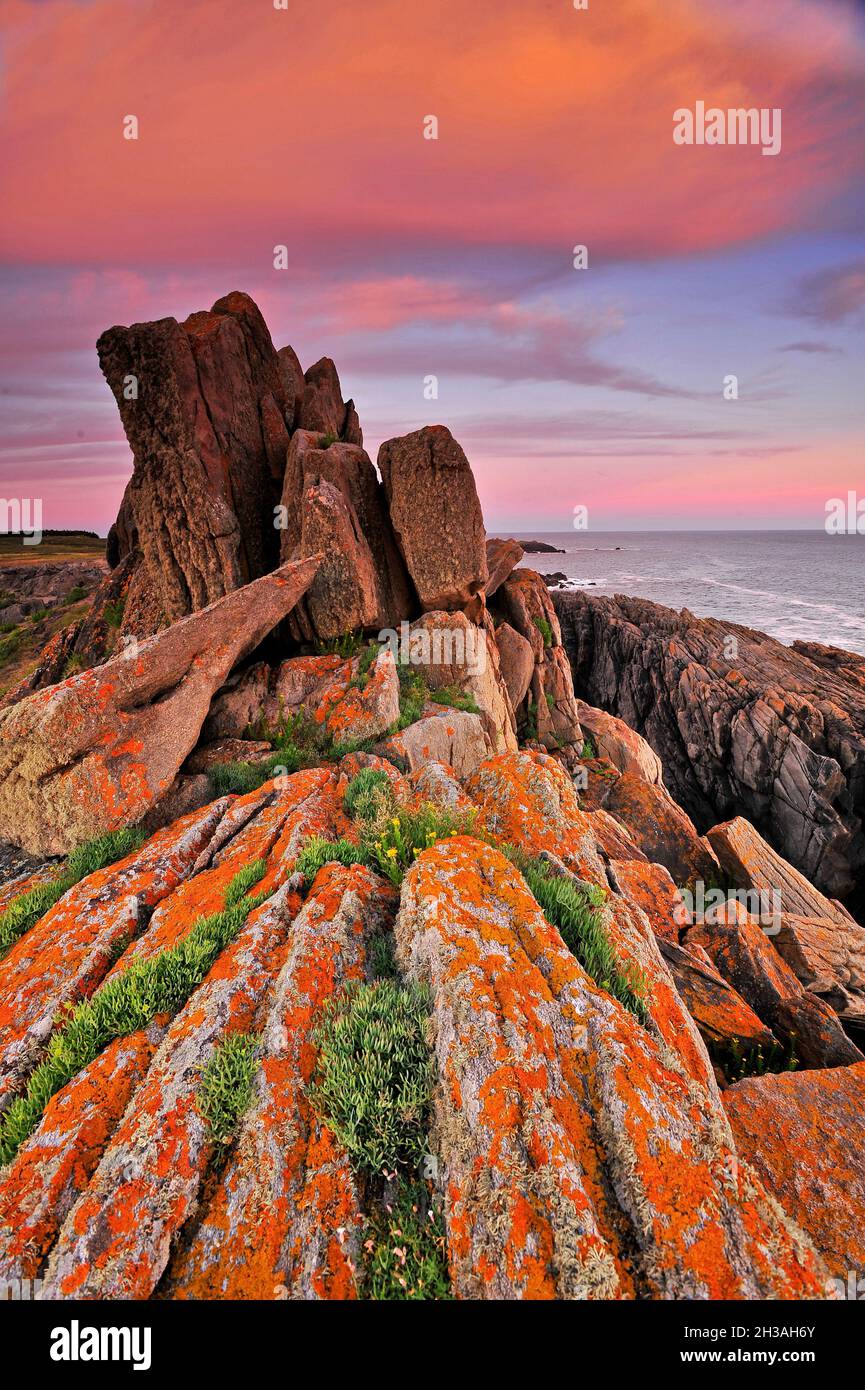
1 0 863 533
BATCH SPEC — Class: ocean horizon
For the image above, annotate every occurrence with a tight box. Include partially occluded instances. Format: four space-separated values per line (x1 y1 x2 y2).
507 529 865 657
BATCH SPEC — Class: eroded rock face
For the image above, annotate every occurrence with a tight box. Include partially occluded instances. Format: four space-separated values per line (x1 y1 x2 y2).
576 700 664 785
597 772 720 888
772 914 865 1027
706 818 854 926
724 1062 865 1282
484 537 524 597
0 557 321 855
99 292 293 635
295 357 363 445
495 569 582 749
556 591 865 902
408 611 516 752
378 426 488 611
395 837 827 1300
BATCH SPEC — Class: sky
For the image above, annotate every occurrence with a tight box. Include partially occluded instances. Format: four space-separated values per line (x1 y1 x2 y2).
0 0 863 534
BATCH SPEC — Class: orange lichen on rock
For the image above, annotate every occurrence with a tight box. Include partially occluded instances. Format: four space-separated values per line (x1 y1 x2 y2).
723 1061 865 1283
0 1029 158 1281
395 837 829 1300
0 798 229 1115
164 864 395 1300
39 886 295 1299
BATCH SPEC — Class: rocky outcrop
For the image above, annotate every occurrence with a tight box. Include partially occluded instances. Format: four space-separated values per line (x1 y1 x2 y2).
772 914 865 1028
555 591 865 902
706 817 854 926
379 426 488 611
575 700 664 784
395 836 826 1299
294 357 363 445
0 557 321 854
408 611 516 752
724 1062 865 1282
379 707 492 780
98 292 294 635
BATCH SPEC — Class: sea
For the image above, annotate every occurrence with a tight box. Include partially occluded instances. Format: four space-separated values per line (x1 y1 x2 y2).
511 531 865 657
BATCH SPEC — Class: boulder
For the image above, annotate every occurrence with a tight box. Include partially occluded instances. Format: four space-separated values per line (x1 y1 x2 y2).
378 426 487 611
686 910 863 1069
378 707 491 780
724 1062 865 1283
496 569 582 748
597 773 720 888
494 621 534 711
484 537 523 597
287 480 383 641
772 914 865 1026
0 556 321 855
575 700 664 784
657 938 777 1053
323 648 401 748
408 611 516 751
99 292 293 635
279 431 412 632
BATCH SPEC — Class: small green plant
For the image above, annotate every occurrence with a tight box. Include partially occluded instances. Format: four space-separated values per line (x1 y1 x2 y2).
507 851 650 1025
64 584 88 605
396 667 428 728
368 804 476 886
532 615 553 649
207 760 272 797
580 735 597 759
313 631 365 660
103 598 125 629
63 653 84 677
318 432 340 449
362 1178 452 1300
524 698 538 741
0 860 269 1166
294 835 370 884
310 978 433 1174
349 642 379 691
713 1034 799 1084
0 629 20 663
28 608 50 624
0 826 147 956
198 1032 260 1146
343 768 392 821
428 684 480 715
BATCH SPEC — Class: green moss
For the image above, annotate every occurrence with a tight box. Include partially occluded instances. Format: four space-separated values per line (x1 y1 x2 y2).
0 826 147 956
532 615 553 649
0 860 269 1167
63 584 88 605
310 978 432 1174
197 1032 260 1146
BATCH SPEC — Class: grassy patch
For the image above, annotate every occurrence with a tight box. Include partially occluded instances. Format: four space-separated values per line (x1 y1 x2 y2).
506 850 651 1025
343 768 391 820
368 804 476 887
63 584 88 605
63 653 84 677
580 735 597 759
0 860 269 1167
310 978 432 1174
428 684 480 716
711 1035 799 1085
313 631 366 660
197 1032 260 1146
28 608 50 625
294 835 370 885
103 598 125 629
0 826 147 957
0 629 21 664
532 615 553 649
362 1178 452 1300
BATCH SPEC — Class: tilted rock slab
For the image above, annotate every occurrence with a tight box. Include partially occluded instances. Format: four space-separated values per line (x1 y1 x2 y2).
395 837 828 1299
165 864 395 1299
724 1062 865 1283
555 591 865 900
706 817 855 926
0 1028 161 1282
40 886 296 1299
773 912 865 1025
0 799 228 1115
0 555 321 856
